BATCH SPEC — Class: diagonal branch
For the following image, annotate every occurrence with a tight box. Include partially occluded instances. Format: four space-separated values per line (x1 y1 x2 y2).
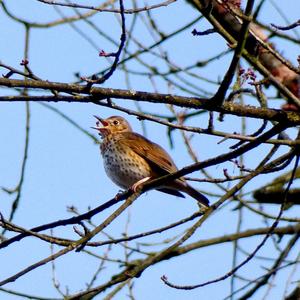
213 0 255 105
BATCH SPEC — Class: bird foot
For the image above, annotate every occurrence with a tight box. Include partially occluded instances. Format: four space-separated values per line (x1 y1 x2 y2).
114 190 124 200
131 177 151 193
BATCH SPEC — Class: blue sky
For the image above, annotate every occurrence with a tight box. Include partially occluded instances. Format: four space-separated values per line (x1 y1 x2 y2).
1 0 300 299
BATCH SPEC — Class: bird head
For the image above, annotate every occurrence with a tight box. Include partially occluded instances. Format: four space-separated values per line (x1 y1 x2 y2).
92 116 132 137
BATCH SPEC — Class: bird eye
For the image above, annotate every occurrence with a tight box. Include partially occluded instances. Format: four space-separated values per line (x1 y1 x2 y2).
113 120 119 125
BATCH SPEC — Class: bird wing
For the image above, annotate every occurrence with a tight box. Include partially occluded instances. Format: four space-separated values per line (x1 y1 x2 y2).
119 132 178 175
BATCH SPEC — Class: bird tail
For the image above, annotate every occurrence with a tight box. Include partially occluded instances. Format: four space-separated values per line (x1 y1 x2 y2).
177 181 209 207
157 188 186 198
184 185 209 207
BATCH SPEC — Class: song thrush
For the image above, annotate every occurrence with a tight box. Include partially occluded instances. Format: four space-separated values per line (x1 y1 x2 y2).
93 115 209 207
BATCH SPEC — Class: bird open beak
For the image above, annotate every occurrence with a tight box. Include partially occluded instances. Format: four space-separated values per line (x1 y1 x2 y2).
91 116 109 136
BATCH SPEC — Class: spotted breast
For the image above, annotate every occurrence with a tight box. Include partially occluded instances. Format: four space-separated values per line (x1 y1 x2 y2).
101 134 152 189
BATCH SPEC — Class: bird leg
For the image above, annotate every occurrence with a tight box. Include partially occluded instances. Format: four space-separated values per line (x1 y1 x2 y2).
131 177 151 192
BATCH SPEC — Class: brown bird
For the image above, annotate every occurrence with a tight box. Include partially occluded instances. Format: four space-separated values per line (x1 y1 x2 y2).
93 115 209 207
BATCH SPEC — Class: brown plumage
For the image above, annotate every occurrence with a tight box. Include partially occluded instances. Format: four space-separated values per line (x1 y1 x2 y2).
93 115 209 207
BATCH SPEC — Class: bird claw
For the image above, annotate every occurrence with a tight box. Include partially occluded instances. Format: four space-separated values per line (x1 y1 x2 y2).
114 191 124 200
131 177 151 193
